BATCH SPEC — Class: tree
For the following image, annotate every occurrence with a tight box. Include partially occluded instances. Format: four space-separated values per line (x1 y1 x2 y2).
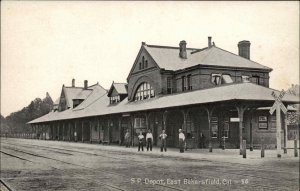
4 93 54 135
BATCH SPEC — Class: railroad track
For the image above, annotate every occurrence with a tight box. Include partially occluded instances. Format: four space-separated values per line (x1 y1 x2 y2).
3 140 297 175
3 140 297 176
1 145 185 191
2 141 298 190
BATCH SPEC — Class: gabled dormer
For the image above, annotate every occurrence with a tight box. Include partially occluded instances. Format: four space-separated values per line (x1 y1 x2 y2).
107 82 128 105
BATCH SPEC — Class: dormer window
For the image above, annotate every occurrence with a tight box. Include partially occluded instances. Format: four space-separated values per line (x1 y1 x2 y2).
134 82 155 101
211 74 221 85
242 75 250 82
187 74 192 90
110 95 120 104
251 76 259 84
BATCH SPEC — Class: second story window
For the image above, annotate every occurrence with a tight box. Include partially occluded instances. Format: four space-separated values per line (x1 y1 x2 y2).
134 82 155 101
251 76 259 85
211 74 221 85
187 75 192 90
110 95 120 104
167 77 172 94
181 76 186 91
139 56 148 70
242 75 250 82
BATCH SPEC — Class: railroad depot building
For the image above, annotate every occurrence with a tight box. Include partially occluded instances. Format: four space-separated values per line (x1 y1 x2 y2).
28 37 299 151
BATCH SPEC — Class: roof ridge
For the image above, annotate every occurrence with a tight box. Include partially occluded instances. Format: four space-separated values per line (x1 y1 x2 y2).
113 82 127 85
65 86 84 89
146 44 200 50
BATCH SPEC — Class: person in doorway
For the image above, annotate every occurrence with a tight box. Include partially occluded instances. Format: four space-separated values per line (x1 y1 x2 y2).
74 131 77 142
199 132 205 148
138 131 144 151
159 130 167 152
124 129 130 148
179 129 185 153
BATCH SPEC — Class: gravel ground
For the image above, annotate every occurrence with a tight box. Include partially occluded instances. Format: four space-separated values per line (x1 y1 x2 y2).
0 138 299 191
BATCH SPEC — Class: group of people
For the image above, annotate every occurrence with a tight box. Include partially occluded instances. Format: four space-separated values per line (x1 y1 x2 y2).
124 128 193 153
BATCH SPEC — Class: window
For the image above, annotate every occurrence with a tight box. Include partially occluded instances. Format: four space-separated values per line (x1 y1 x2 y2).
270 115 276 129
186 115 194 139
139 56 148 70
222 74 233 84
110 95 120 104
211 116 218 138
182 76 186 91
134 116 146 133
259 78 264 86
258 116 268 129
187 75 192 90
212 124 218 138
211 74 221 85
242 75 250 82
251 76 259 84
167 77 172 94
223 122 229 138
134 82 155 101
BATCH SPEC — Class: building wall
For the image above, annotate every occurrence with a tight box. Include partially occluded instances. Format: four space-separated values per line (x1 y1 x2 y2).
173 67 270 93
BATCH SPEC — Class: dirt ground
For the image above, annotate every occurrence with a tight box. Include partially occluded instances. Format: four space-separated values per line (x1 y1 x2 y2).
0 138 299 191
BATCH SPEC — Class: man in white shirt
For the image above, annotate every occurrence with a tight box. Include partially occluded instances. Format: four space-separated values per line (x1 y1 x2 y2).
138 131 144 151
179 129 185 153
146 129 153 151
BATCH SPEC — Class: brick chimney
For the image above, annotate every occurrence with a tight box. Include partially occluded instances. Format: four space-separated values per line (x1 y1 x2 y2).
208 36 212 48
84 80 88 89
238 40 251 59
179 40 187 59
72 79 75 87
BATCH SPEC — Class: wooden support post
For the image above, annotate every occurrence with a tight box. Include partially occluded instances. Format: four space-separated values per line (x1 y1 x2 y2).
294 139 298 157
69 122 71 141
62 123 65 141
236 105 247 155
118 118 122 145
261 144 265 158
205 107 214 152
131 115 134 147
276 104 281 158
250 111 253 151
108 119 111 145
36 125 38 139
81 121 84 142
98 119 101 144
283 113 287 154
90 121 92 143
242 140 246 158
57 123 60 141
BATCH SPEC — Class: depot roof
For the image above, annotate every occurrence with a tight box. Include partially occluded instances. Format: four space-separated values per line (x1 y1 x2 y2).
28 83 299 124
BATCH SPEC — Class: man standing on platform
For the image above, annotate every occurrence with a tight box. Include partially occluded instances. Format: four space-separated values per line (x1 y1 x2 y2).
138 131 144 151
159 130 167 152
179 129 185 153
146 129 153 151
74 131 77 142
124 129 130 148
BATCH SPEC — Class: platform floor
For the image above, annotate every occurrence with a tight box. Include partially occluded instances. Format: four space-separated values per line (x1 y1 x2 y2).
0 138 299 191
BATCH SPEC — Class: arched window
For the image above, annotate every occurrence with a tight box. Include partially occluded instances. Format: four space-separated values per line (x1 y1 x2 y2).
134 82 155 101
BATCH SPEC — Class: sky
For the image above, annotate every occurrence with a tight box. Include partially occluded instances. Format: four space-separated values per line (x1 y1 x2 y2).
1 1 299 117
